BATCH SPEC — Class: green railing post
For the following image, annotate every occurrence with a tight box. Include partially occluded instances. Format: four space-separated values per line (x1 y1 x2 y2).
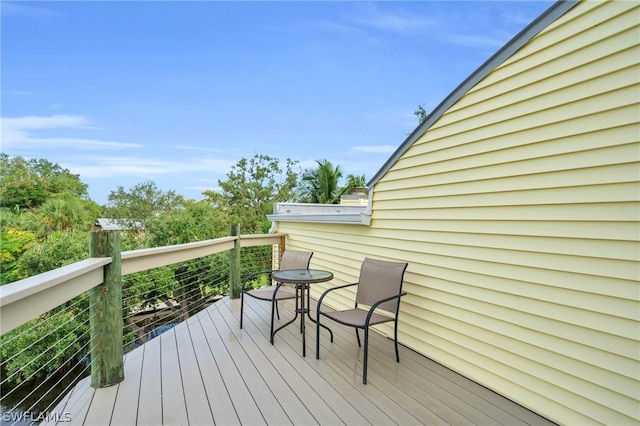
229 224 241 299
89 229 124 388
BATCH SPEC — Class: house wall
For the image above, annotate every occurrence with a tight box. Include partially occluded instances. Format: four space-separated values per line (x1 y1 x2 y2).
273 2 639 424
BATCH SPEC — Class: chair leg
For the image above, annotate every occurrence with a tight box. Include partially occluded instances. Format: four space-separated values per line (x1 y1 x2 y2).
394 320 400 363
355 329 361 347
270 300 277 344
363 327 369 384
315 314 321 359
240 292 244 329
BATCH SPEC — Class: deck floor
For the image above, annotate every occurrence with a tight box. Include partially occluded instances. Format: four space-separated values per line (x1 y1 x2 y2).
47 296 556 425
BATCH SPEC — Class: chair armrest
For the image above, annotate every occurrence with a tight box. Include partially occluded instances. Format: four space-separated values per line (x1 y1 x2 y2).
365 291 407 325
317 282 358 311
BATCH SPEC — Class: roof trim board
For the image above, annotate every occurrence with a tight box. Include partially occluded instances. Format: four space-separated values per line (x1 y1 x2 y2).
366 0 580 189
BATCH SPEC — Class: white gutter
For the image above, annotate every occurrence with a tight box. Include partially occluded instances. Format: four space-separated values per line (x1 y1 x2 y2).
268 202 370 232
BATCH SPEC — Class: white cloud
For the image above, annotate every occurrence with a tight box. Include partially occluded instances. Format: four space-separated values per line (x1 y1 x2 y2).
352 145 397 154
68 155 235 179
351 4 436 34
4 115 90 129
0 115 142 150
174 145 228 154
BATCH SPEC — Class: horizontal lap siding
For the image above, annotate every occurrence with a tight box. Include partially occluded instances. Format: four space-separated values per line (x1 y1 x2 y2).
278 2 639 425
371 1 639 424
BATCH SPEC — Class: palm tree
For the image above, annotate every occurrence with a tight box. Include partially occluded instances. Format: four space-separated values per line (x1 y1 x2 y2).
343 174 366 194
298 159 343 204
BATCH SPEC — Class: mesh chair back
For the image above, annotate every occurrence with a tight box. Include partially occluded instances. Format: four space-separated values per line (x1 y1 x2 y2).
279 249 313 270
355 258 408 313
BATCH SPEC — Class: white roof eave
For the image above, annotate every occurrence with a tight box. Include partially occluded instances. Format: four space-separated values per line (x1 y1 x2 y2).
266 213 368 225
267 201 372 229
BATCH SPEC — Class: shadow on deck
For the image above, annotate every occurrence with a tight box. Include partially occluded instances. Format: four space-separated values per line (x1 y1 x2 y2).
47 296 555 425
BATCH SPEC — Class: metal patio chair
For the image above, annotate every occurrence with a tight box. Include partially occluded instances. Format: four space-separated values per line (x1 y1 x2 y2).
240 249 313 343
315 257 408 384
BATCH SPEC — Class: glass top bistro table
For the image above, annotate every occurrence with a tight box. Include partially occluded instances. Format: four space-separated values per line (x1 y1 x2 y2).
271 269 334 357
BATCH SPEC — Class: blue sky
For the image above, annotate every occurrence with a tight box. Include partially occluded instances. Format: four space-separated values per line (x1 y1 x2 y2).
1 1 553 205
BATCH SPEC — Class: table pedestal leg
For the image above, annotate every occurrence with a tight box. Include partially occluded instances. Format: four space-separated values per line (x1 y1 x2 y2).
271 279 334 355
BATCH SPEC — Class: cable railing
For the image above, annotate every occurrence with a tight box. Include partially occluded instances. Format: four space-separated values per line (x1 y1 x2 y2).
0 298 93 425
120 246 273 351
0 230 284 425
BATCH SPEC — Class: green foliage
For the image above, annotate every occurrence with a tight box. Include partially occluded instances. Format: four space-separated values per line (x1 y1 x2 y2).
297 159 344 204
147 199 227 246
104 181 184 231
203 154 299 234
343 174 367 196
123 266 175 310
345 174 366 188
14 231 89 280
0 307 88 384
415 104 429 123
24 197 99 239
0 154 88 210
0 228 37 284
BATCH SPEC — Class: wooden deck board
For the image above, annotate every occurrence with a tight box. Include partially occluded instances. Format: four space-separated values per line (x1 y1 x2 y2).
174 321 215 426
219 298 347 426
187 314 240 425
59 375 93 426
207 304 293 425
159 329 188 425
52 295 556 425
239 296 402 425
227 300 368 425
197 305 265 425
213 303 319 426
136 335 163 426
82 381 117 426
111 349 144 425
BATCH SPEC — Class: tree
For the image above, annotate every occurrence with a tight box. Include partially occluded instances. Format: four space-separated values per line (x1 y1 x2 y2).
147 199 227 246
297 159 344 204
0 154 89 210
14 230 89 278
24 198 100 239
103 181 184 242
344 174 366 192
145 199 231 317
0 228 36 284
414 104 429 123
1 230 91 387
203 154 299 234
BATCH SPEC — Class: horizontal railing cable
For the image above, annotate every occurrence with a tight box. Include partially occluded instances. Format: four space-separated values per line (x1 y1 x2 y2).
0 237 280 422
5 335 91 415
0 307 93 387
0 294 90 347
0 316 92 401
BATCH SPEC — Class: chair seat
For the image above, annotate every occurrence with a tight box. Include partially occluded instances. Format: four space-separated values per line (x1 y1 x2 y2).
322 308 392 327
246 285 297 301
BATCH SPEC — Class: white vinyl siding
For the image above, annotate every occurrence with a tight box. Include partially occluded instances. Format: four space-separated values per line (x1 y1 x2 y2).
274 1 639 424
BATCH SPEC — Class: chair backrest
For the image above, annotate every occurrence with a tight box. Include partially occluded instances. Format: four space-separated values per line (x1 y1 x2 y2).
355 258 408 314
278 249 313 270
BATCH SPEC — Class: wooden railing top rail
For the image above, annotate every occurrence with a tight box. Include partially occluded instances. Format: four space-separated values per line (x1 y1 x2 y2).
121 233 285 275
0 232 287 335
121 236 237 275
0 258 112 335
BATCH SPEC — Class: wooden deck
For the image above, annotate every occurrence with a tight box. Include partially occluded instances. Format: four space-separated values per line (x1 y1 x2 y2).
47 296 556 425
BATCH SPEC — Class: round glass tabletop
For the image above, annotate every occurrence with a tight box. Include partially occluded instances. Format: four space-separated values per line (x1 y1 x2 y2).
272 269 333 284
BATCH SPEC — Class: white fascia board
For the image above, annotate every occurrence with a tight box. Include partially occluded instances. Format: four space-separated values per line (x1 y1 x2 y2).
266 213 367 225
267 202 370 226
